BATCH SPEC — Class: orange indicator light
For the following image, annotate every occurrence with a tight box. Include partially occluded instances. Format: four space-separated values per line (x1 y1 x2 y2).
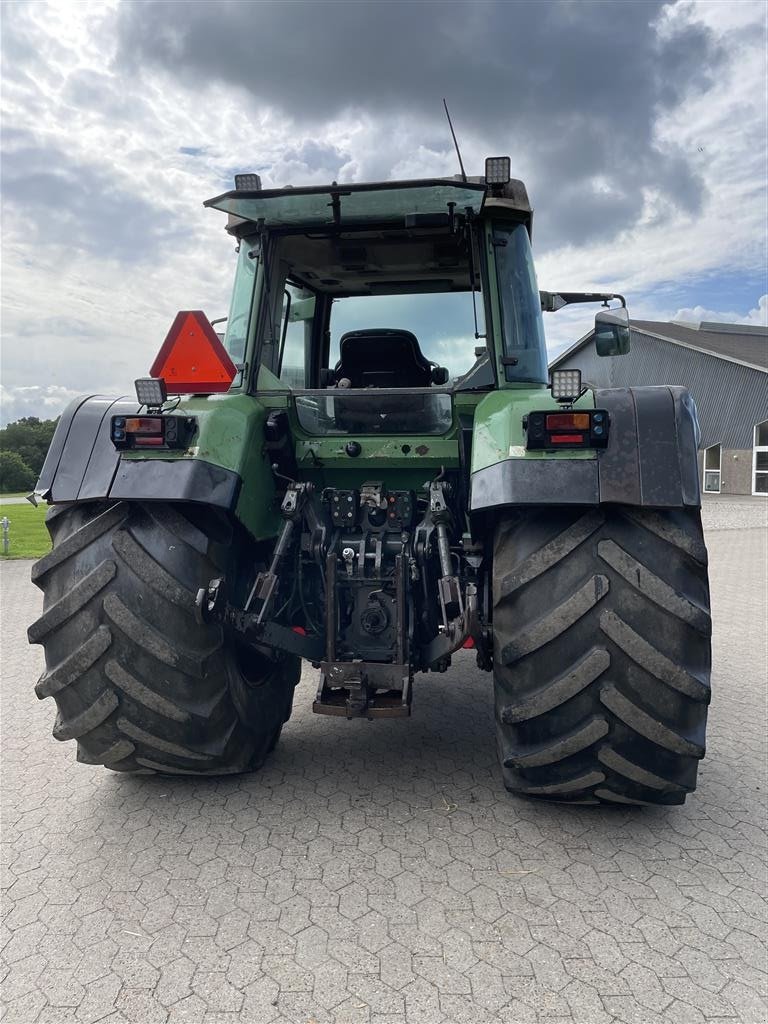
546 413 590 430
125 417 164 434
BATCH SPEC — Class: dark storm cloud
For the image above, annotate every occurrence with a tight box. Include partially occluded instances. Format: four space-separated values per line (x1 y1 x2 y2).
114 0 723 250
1 135 182 261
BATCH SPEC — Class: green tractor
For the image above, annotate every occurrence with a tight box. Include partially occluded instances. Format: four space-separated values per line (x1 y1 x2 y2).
29 160 711 804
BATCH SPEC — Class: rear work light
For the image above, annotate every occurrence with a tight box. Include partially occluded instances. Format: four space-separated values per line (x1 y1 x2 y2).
550 368 583 403
111 415 196 451
234 172 262 191
135 377 167 409
525 409 609 450
485 156 511 185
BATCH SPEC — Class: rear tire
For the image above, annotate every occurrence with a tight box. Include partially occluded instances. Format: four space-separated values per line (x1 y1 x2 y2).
492 506 711 805
29 501 300 775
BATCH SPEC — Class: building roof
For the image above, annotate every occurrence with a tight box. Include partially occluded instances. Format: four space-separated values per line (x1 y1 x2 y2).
551 319 768 372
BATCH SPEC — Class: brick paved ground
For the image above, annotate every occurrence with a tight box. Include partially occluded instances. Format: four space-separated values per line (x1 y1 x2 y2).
1 526 766 1024
700 497 767 533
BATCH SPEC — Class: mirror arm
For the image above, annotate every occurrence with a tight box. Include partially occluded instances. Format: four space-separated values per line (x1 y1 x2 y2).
540 291 626 312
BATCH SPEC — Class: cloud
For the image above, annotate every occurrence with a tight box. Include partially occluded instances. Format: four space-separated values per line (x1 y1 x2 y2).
0 385 85 426
114 0 723 249
1 134 183 261
672 294 768 327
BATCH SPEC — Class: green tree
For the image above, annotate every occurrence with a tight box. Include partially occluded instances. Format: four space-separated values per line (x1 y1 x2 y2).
0 450 36 492
0 417 58 477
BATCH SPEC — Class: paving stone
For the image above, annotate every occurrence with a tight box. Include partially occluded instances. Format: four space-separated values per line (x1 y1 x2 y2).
154 956 196 1007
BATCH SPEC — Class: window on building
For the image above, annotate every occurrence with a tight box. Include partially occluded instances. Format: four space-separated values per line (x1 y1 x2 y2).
703 443 721 493
753 420 768 496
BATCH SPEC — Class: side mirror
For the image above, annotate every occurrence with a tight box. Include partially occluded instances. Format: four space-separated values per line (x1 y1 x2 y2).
595 306 630 356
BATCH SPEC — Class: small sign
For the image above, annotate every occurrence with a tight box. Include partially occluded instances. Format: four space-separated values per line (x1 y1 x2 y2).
150 311 237 394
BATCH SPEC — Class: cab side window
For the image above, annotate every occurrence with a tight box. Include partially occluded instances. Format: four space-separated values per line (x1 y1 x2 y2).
277 282 316 389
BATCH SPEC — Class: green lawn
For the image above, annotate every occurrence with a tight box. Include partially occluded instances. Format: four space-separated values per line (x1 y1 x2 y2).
0 501 51 559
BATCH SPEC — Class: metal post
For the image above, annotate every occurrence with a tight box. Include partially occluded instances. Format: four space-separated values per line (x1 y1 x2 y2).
1 517 10 555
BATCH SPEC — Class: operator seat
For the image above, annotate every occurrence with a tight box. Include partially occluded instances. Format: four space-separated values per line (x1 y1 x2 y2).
335 328 433 388
329 328 451 434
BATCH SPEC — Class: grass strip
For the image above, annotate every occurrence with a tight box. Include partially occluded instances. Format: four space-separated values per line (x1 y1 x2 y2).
0 502 51 559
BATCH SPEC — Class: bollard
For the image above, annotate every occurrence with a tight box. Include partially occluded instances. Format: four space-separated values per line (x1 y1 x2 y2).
1 516 10 554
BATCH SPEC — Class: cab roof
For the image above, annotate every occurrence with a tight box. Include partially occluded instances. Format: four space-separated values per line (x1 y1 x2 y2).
204 176 531 232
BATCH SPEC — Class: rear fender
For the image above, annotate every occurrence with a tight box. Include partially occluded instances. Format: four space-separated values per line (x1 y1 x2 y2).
35 394 281 540
469 385 701 510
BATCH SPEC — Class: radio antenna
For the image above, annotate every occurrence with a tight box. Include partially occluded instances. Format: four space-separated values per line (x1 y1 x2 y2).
443 99 467 182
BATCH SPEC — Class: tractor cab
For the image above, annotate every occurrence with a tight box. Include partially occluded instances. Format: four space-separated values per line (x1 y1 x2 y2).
205 173 549 410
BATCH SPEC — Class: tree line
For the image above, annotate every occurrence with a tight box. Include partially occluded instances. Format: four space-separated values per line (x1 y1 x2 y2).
0 417 59 493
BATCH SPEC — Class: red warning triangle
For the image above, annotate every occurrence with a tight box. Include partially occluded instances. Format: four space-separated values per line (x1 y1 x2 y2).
150 311 237 393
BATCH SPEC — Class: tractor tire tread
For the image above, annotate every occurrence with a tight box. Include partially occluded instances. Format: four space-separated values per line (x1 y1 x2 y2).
31 504 128 583
30 501 299 775
493 506 710 805
28 560 116 643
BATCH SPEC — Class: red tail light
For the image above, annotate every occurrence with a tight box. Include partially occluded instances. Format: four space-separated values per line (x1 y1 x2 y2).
111 415 196 450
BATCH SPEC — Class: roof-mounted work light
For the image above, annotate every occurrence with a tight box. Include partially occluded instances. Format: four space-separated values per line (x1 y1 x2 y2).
234 173 262 191
550 368 583 405
135 377 167 410
485 156 511 186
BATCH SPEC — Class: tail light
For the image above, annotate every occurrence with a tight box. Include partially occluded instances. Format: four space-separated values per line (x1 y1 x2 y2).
111 415 196 450
525 409 609 450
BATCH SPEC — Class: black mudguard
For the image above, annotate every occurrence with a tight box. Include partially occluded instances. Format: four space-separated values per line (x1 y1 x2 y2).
470 385 701 510
35 395 240 510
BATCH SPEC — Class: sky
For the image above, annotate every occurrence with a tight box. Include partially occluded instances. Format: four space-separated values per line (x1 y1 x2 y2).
1 0 766 425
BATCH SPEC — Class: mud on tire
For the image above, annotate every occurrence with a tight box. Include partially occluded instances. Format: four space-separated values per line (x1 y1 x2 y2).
492 507 711 805
29 501 300 775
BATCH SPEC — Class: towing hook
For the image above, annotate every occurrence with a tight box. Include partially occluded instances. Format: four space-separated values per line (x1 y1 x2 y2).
195 577 226 625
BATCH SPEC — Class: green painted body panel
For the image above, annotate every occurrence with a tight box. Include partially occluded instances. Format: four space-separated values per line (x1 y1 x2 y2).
118 382 605 535
272 390 489 492
122 394 281 539
287 391 460 490
293 438 459 493
471 389 596 474
118 385 601 536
